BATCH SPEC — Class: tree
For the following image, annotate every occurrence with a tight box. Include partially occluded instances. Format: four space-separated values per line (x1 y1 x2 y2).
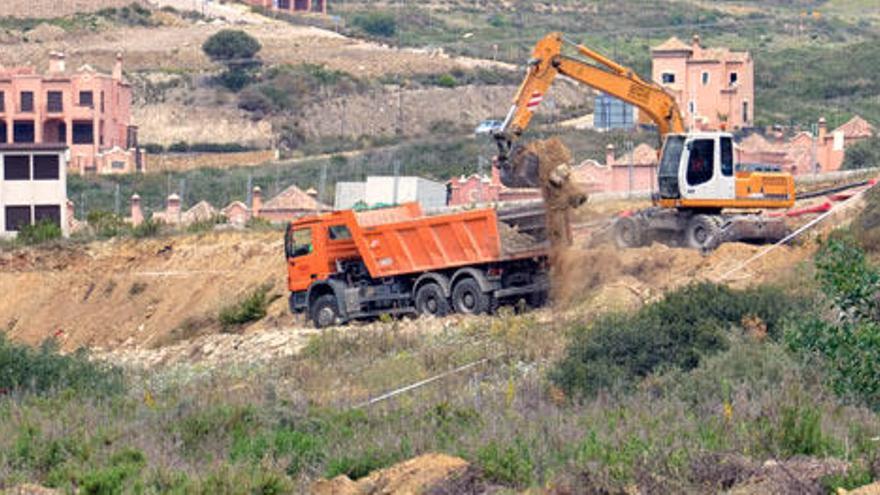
202 30 262 91
843 136 880 170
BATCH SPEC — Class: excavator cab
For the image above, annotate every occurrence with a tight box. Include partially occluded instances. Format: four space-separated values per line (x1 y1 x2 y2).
658 132 736 203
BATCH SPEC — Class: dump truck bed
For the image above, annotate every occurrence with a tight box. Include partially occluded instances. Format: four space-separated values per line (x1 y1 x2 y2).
350 203 545 278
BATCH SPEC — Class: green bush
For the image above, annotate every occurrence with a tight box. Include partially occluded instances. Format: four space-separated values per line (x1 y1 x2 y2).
218 284 274 330
232 427 325 477
87 211 126 239
786 236 880 410
435 73 457 88
239 64 363 116
551 283 808 398
777 405 833 457
0 335 123 396
17 219 62 245
352 12 397 37
821 464 874 493
202 30 262 91
476 438 534 487
843 136 880 170
130 218 160 239
80 449 147 495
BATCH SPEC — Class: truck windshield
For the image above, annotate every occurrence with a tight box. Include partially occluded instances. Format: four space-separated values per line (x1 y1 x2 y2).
659 135 685 177
285 227 313 258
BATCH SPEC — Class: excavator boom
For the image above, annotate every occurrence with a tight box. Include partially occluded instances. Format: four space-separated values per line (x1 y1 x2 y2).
496 33 685 187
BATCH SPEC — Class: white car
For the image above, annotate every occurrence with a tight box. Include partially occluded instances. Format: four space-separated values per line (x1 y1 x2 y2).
474 120 503 135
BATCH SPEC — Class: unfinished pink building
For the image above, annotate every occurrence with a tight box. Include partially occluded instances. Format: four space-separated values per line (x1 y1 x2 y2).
652 35 754 131
0 52 141 175
242 0 327 14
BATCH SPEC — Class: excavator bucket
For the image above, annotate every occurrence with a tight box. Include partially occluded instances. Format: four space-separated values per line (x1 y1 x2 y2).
496 144 542 189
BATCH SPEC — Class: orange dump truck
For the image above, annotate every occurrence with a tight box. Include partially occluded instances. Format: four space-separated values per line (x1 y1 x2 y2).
285 202 549 327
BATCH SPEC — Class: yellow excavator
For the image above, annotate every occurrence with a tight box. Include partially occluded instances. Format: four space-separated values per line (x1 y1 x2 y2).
494 33 796 249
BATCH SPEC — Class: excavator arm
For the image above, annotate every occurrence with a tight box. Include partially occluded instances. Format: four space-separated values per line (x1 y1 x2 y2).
495 33 686 187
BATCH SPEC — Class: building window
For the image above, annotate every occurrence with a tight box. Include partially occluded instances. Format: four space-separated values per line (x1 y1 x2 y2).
5 206 30 232
742 101 749 123
34 205 61 227
4 155 30 180
701 72 709 85
661 72 675 84
72 122 94 144
79 91 93 107
0 122 6 143
111 160 125 170
688 100 695 115
33 155 60 180
729 72 738 85
47 91 63 112
20 91 34 112
0 91 5 112
13 121 35 143
101 91 105 112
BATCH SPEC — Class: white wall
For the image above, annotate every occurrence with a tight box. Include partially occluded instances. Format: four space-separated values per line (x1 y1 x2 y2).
0 150 68 238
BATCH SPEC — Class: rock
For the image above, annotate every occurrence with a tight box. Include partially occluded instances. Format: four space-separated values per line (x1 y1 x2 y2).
309 453 469 495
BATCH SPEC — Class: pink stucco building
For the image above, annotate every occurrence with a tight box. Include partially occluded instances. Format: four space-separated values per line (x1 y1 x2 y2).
0 52 141 175
571 143 659 194
447 166 541 206
652 35 754 131
242 0 327 14
738 116 876 175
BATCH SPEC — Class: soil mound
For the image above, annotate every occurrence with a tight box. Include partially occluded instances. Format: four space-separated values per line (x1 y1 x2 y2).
310 453 469 495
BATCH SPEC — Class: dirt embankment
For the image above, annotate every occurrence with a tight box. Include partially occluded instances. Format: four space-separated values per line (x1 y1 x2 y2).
0 230 291 352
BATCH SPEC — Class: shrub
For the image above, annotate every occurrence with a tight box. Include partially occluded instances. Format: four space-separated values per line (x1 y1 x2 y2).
786 236 880 410
87 210 126 238
231 427 325 477
0 335 123 396
843 136 880 170
218 284 275 330
776 405 833 457
352 12 397 37
476 438 534 487
435 73 457 88
551 283 808 398
17 219 62 245
130 218 160 239
202 30 262 91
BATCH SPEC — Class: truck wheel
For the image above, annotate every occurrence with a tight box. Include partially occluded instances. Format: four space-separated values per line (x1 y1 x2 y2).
613 216 643 248
310 294 340 329
528 290 549 308
685 215 719 250
452 278 490 315
415 283 450 317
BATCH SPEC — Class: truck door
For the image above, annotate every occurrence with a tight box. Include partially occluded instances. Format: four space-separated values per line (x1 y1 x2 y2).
679 136 735 201
285 223 320 292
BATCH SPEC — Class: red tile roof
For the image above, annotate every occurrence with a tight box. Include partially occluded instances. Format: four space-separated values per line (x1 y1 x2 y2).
834 115 875 139
263 184 326 211
652 37 692 52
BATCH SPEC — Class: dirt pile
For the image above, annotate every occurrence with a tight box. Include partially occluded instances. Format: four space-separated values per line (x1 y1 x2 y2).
310 453 470 495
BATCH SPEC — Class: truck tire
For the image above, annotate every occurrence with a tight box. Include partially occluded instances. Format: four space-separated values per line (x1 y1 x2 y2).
415 283 450 317
310 294 340 329
452 278 491 315
685 215 720 250
613 216 643 248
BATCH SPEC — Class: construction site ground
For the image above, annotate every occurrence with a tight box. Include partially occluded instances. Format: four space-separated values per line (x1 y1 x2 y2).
0 195 845 371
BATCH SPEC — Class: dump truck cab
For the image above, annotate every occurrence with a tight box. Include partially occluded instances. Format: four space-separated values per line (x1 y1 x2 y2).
285 203 550 328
